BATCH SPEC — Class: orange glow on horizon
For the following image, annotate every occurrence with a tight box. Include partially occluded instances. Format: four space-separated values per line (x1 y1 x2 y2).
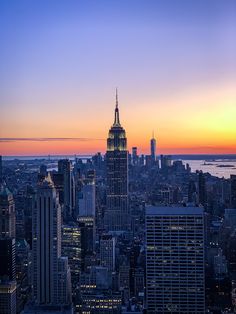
1 138 236 156
1 81 235 156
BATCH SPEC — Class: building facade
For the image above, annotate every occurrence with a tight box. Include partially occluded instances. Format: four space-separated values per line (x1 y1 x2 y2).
0 184 15 239
105 91 129 232
62 223 81 290
78 178 95 217
100 234 115 272
32 174 71 306
58 159 72 218
146 206 205 313
230 175 236 208
0 184 16 314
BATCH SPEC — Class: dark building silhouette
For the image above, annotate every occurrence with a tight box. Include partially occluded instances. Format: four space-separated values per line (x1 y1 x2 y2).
160 155 172 169
0 156 2 184
230 175 236 208
79 216 95 271
58 159 72 218
150 132 156 163
32 174 71 306
0 184 16 314
132 147 138 165
0 238 16 281
104 90 129 232
198 171 206 207
188 180 197 203
0 184 15 238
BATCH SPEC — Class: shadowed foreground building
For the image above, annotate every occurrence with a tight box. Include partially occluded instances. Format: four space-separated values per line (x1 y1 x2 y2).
0 184 16 314
104 91 130 232
146 206 205 313
230 175 236 208
31 174 71 310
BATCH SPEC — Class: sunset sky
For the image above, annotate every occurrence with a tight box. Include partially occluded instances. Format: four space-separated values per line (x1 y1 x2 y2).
1 0 236 156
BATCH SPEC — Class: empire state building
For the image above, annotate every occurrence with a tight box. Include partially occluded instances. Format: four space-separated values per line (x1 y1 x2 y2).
105 91 130 232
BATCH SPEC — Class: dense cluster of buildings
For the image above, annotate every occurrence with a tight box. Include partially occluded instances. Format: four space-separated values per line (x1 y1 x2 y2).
0 97 236 313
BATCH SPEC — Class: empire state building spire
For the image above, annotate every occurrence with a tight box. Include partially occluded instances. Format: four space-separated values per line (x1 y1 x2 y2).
114 88 120 126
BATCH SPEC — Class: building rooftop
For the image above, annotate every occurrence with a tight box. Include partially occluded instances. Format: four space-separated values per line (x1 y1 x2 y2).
146 205 203 216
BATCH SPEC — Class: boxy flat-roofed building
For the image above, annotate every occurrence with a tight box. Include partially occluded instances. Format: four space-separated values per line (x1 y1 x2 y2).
146 206 205 314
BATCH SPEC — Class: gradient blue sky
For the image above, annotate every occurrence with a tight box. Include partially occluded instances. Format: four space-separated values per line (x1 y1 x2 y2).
0 0 236 155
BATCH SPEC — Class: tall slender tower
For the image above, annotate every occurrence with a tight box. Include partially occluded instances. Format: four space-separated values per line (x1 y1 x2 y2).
150 131 156 162
58 159 72 218
105 90 129 232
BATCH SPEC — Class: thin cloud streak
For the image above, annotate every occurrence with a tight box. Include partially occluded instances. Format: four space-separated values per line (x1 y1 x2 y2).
0 137 104 143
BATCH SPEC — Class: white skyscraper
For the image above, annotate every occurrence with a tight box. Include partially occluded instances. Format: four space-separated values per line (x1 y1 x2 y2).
146 206 205 313
32 174 71 306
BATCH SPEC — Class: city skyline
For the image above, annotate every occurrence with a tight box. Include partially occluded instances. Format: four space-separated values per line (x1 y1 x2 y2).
1 0 236 155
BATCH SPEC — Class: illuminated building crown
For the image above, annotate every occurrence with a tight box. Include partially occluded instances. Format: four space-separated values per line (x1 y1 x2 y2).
107 89 127 151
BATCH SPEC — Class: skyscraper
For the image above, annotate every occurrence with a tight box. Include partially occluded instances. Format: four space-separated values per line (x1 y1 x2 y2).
79 216 95 271
62 223 81 291
78 178 95 217
146 206 205 313
150 132 156 162
198 170 206 207
32 174 71 306
0 184 16 314
0 238 16 281
0 184 15 239
132 147 138 165
58 159 72 218
105 90 129 232
100 234 115 272
230 175 236 208
0 156 2 184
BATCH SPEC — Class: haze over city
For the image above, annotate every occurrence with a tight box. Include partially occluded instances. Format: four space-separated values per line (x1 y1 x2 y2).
1 0 236 156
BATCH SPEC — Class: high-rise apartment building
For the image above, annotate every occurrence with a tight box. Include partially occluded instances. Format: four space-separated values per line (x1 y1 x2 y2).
32 174 71 306
146 206 205 313
105 91 129 232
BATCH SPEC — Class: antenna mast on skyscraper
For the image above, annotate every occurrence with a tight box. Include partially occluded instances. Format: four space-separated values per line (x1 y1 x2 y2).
116 87 118 108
